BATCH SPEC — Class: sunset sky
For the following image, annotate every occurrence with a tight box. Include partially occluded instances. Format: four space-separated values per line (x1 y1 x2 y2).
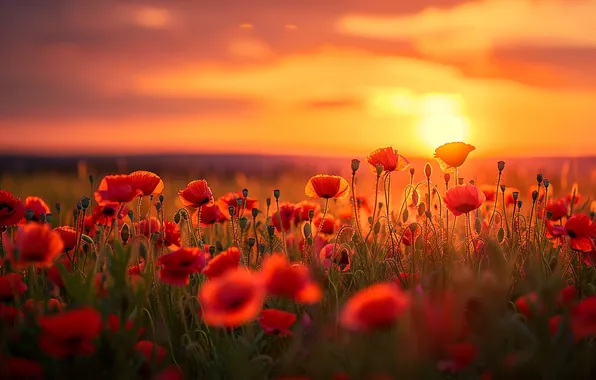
1 0 595 158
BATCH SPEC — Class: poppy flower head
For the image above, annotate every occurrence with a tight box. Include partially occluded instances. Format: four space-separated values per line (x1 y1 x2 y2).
366 147 411 173
91 202 129 226
218 192 258 219
545 199 567 222
272 203 296 232
339 283 410 332
434 142 475 172
514 292 541 318
312 213 337 236
319 243 351 272
570 296 596 341
261 254 322 304
45 256 73 288
139 217 161 237
128 170 164 197
202 247 241 279
161 221 181 248
8 223 64 269
199 268 266 328
53 226 77 251
504 187 521 206
193 203 225 226
479 185 496 203
24 196 51 222
0 273 28 302
293 201 320 225
443 184 486 216
565 214 596 252
135 340 167 364
24 298 64 315
0 190 26 226
305 175 350 200
259 309 297 336
95 175 143 204
178 179 214 208
38 307 103 358
157 247 208 286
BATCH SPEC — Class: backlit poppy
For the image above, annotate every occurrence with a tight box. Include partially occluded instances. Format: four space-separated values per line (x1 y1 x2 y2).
259 309 297 336
545 199 567 222
0 357 44 380
178 180 214 208
312 213 337 235
261 254 322 304
53 226 77 251
545 221 566 248
557 286 578 308
293 201 320 225
570 296 596 341
202 247 241 279
0 273 27 301
38 307 102 358
443 184 486 216
24 196 50 222
434 142 475 172
157 247 208 286
305 175 350 199
565 214 596 252
339 283 410 332
160 220 181 248
128 170 164 196
193 203 225 226
272 203 296 232
366 147 411 173
0 190 26 226
514 292 541 318
95 175 143 204
218 192 258 219
91 202 129 226
45 256 73 288
8 223 64 269
479 185 496 203
135 340 167 365
319 244 351 272
139 217 161 237
402 224 421 246
199 268 266 327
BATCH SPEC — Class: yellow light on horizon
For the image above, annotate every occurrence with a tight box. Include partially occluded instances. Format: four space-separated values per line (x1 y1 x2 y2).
418 94 470 149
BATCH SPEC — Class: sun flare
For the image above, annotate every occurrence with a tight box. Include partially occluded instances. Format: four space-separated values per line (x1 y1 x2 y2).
418 94 469 149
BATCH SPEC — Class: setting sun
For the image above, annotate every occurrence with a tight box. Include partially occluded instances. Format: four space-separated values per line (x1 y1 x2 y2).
418 94 469 149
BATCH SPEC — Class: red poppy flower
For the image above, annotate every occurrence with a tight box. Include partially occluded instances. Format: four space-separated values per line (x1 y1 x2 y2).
319 244 351 272
259 309 297 336
339 283 410 332
160 221 181 248
218 192 259 219
565 214 596 252
443 341 478 371
434 142 475 172
0 273 27 302
272 203 296 232
545 199 567 222
545 221 566 248
0 357 44 380
53 226 77 251
7 223 64 269
479 185 496 203
157 247 208 286
312 213 337 235
514 292 541 318
261 254 322 304
139 217 161 237
178 180 214 208
0 304 23 326
570 296 596 341
443 184 486 216
193 203 225 226
402 224 421 246
91 202 129 226
38 307 102 358
45 256 73 288
366 147 411 173
557 286 578 308
199 269 266 327
292 201 320 225
202 247 241 279
24 196 51 221
95 175 143 204
0 190 26 226
305 175 350 199
128 170 164 197
155 366 184 380
135 340 167 364
567 186 582 206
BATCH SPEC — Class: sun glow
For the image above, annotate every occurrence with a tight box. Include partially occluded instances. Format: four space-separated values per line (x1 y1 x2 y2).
418 94 469 149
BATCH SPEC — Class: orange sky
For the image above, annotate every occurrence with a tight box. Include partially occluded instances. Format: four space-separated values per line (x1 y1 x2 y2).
1 0 595 158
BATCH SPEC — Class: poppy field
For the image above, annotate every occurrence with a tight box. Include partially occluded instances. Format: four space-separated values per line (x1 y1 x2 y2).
1 143 596 380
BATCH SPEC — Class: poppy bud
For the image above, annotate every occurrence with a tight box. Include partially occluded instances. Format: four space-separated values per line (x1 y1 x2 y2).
209 245 216 256
88 174 94 184
155 203 161 212
458 178 464 186
378 202 383 210
55 202 61 212
376 164 384 176
410 223 418 233
497 227 505 243
239 217 248 230
228 206 236 217
180 211 188 220
475 218 481 235
351 159 360 173
76 202 82 211
273 189 280 200
308 209 315 221
418 202 426 217
266 198 271 207
237 198 244 208
258 244 266 255
410 168 416 177
590 211 595 220
469 180 475 185
46 213 53 224
424 163 432 179
242 188 249 198
517 200 523 209
544 179 550 189
444 173 450 184
121 224 130 244
81 234 94 244
402 209 409 223
159 194 164 203
40 213 46 223
368 216 373 225
174 212 181 224
25 209 34 222
425 210 432 219
536 174 543 184
531 190 538 201
248 237 256 249
546 210 553 220
373 221 381 235
512 192 519 201
303 222 312 238
500 184 506 192
128 210 134 221
267 225 275 238
497 161 505 172
251 208 259 218
81 196 90 210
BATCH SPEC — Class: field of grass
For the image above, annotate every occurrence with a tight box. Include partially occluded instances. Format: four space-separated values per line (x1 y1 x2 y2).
1 145 596 380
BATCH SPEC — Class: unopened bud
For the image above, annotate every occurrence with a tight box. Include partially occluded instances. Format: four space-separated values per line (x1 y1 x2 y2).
497 161 505 172
418 202 426 217
376 164 384 176
55 203 61 212
351 159 360 173
308 209 315 221
45 213 53 223
546 210 553 220
266 198 271 207
76 202 82 211
251 208 259 218
121 224 130 244
128 210 134 221
209 245 216 256
544 179 550 189
159 194 164 203
81 234 94 244
458 178 464 186
536 174 543 184
40 213 46 223
532 190 539 201
228 206 236 217
239 217 248 230
88 175 94 184
368 216 373 225
267 225 275 238
469 180 475 186
242 188 249 198
424 163 432 178
410 168 415 177
81 196 90 210
402 209 409 223
303 222 312 238
425 210 432 219
25 209 34 222
174 212 181 224
512 192 519 201
444 173 451 184
155 202 161 212
236 198 244 207
373 221 381 235
248 237 256 249
500 184 506 192
517 200 523 209
273 189 280 200
590 211 595 220
258 244 266 255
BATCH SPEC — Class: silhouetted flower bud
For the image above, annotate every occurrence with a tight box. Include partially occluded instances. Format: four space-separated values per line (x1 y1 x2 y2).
469 180 475 186
303 222 312 238
242 188 249 198
159 194 164 203
544 179 550 189
536 174 543 184
425 210 432 219
25 209 34 222
500 184 506 192
121 224 130 244
55 203 61 213
418 203 426 217
368 216 373 225
308 209 315 221
88 175 94 184
209 245 216 256
402 209 409 223
497 227 505 243
376 164 384 176
497 161 505 172
351 159 360 173
228 206 236 217
546 210 553 220
258 244 266 255
81 234 94 244
81 196 90 210
46 213 53 224
532 190 539 201
410 168 415 177
458 178 464 186
239 217 248 230
517 200 523 209
266 198 271 207
251 208 259 218
248 237 256 249
155 203 161 212
590 211 595 220
444 173 451 183
236 198 244 207
174 212 181 224
512 192 519 201
267 225 275 238
273 189 280 200
373 221 381 235
128 210 134 221
76 202 82 211
40 213 46 223
424 163 432 179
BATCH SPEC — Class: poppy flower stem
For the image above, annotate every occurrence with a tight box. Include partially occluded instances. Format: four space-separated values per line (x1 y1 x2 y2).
511 201 518 250
313 199 329 241
488 171 502 231
364 174 381 244
136 197 143 236
276 199 288 257
526 198 537 254
196 207 203 244
577 254 583 297
350 170 364 242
